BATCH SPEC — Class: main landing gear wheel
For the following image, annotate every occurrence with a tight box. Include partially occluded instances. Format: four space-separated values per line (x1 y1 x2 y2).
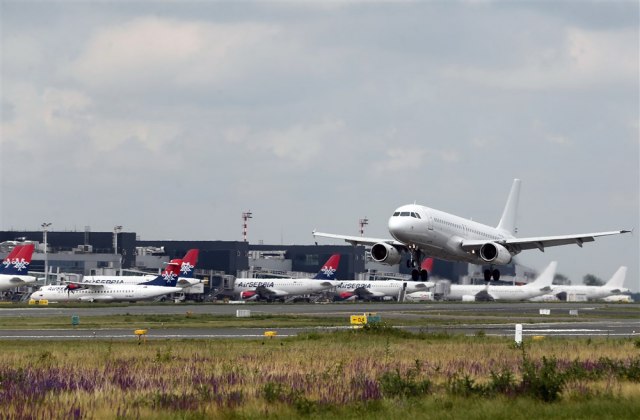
411 269 429 281
483 268 501 282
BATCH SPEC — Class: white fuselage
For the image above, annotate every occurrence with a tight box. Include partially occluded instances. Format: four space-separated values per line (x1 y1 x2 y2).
30 284 182 302
447 284 548 301
333 280 432 299
0 274 36 291
548 285 630 300
233 278 334 298
389 205 514 265
80 275 199 287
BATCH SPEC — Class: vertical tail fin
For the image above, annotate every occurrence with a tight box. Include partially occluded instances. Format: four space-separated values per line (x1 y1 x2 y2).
496 178 521 236
604 266 627 289
313 254 341 280
529 261 557 288
0 245 24 274
1 244 35 275
179 249 199 278
142 260 181 287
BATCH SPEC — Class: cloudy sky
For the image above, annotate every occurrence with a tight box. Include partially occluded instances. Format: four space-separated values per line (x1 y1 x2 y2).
1 1 638 289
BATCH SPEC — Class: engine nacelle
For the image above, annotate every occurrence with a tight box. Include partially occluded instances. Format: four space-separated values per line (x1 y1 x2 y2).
370 242 403 266
240 291 257 301
479 243 512 265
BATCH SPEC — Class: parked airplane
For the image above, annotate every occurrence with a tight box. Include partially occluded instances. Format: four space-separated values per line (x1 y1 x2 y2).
446 261 557 301
234 254 340 301
332 279 434 301
602 295 633 303
541 266 629 301
76 249 199 287
30 262 182 302
0 244 37 291
313 179 630 282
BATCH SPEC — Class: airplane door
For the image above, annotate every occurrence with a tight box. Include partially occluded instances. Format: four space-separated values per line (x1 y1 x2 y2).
426 212 434 230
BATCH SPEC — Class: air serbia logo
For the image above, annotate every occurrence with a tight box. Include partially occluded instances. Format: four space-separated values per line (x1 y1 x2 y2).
321 265 336 277
162 271 177 283
12 258 29 272
180 262 194 276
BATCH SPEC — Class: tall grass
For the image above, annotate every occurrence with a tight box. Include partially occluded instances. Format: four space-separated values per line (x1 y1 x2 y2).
0 331 638 418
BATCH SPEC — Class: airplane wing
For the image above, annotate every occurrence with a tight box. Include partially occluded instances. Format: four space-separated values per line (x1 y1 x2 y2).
177 278 201 288
461 230 631 253
8 276 36 285
312 230 406 249
412 282 435 289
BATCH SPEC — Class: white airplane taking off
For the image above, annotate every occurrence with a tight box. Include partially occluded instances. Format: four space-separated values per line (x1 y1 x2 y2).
447 261 557 301
313 179 630 282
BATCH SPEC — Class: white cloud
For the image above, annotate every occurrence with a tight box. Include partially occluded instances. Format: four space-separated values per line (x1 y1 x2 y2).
376 147 426 173
238 119 346 165
69 17 282 91
443 27 638 90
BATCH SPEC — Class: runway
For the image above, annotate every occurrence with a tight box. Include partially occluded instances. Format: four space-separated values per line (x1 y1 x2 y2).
0 301 637 340
0 301 633 317
0 320 636 340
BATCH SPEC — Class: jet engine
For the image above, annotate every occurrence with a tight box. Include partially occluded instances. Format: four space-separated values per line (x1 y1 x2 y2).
479 243 512 265
240 291 257 301
370 242 403 265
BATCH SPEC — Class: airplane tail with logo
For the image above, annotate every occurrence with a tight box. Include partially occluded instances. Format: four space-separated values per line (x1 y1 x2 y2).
313 254 341 280
496 178 521 236
178 249 199 278
142 261 181 287
0 245 24 274
0 244 35 275
604 266 627 290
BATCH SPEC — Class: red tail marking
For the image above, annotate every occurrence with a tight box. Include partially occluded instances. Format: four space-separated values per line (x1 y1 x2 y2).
3 245 23 262
421 258 434 272
182 249 199 265
323 254 341 270
15 244 35 263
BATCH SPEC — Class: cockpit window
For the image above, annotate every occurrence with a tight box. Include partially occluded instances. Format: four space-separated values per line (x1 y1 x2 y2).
400 212 410 216
393 212 400 216
410 212 416 218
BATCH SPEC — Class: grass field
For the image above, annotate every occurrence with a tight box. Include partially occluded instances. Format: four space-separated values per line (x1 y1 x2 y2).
1 302 638 330
1 326 638 419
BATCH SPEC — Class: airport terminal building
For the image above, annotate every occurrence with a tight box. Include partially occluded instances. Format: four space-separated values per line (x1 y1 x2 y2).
1 229 520 294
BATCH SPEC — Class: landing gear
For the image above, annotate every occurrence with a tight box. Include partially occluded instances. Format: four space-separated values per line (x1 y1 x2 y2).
483 268 501 282
408 247 428 281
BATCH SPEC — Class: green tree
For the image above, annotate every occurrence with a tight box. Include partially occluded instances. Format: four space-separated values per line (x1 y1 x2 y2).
583 274 604 286
553 273 571 285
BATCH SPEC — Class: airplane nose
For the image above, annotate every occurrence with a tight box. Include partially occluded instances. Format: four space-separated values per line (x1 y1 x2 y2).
388 214 407 241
